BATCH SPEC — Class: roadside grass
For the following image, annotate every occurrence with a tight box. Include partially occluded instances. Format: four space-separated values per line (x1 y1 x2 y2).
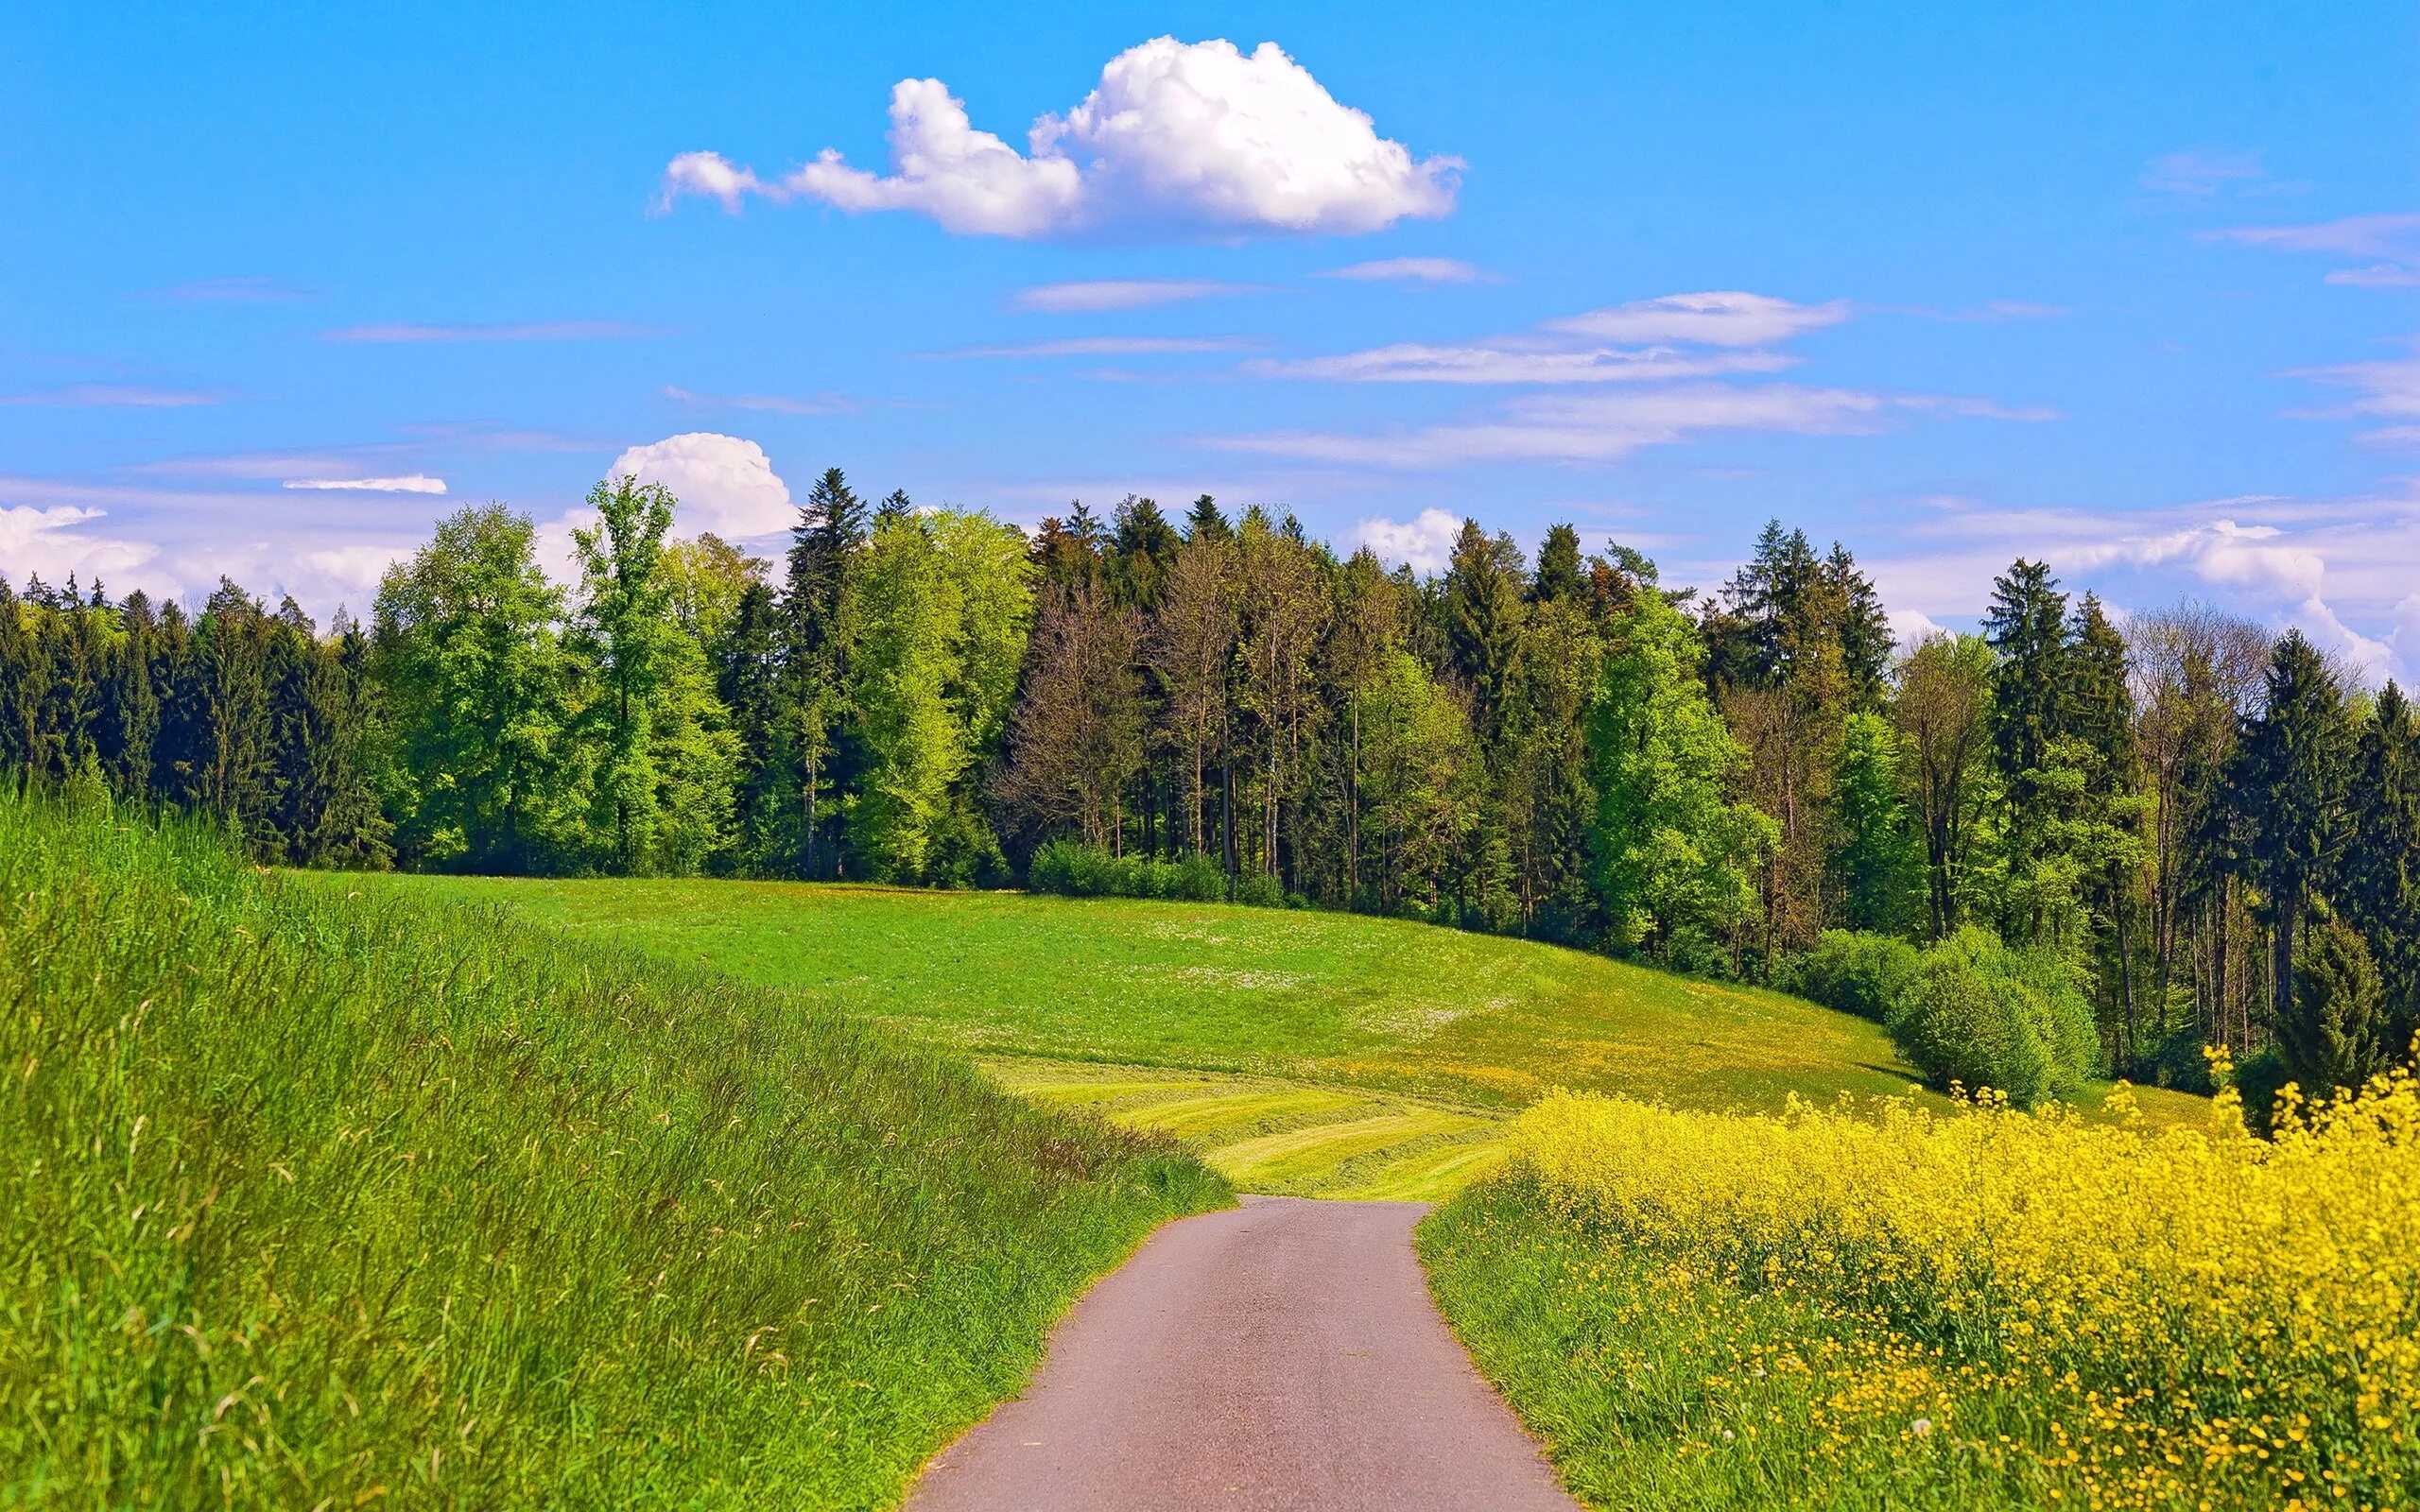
0 794 1227 1510
377 877 2203 1200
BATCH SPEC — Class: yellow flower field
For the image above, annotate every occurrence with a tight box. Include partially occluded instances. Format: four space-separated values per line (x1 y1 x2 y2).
1426 1060 2420 1510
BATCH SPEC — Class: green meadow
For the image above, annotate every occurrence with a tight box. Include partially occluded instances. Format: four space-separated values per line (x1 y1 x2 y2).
380 876 2204 1196
0 796 1225 1509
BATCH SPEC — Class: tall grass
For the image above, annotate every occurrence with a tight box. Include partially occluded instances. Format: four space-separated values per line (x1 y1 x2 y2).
1422 1074 2420 1509
0 789 1227 1508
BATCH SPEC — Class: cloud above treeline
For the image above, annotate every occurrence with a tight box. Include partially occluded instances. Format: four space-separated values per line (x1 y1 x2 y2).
607 432 793 539
658 37 1461 239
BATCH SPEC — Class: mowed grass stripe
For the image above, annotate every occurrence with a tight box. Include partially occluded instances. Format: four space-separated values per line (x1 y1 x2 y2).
978 1057 1509 1199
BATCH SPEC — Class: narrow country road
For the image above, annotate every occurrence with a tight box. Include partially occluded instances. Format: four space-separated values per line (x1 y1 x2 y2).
905 1194 1579 1512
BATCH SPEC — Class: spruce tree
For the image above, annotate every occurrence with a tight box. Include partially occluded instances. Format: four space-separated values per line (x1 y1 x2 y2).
1531 524 1584 605
2344 681 2420 1063
2230 630 2352 1022
0 577 40 781
1442 519 1525 744
1184 493 1232 543
782 467 867 877
100 590 161 799
2280 916 2387 1092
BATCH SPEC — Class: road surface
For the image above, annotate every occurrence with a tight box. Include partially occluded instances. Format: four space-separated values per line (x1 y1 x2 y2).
906 1194 1578 1512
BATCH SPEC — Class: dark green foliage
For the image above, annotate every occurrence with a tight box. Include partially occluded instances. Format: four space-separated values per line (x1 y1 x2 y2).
1026 838 1229 902
2229 630 2353 1015
1884 927 2100 1105
2280 916 2388 1092
1779 929 1922 1021
2343 682 2420 1063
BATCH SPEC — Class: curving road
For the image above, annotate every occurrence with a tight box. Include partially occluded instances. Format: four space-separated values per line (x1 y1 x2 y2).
905 1194 1578 1512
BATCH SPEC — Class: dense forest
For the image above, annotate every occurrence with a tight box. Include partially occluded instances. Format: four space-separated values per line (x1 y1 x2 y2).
4 470 2414 1100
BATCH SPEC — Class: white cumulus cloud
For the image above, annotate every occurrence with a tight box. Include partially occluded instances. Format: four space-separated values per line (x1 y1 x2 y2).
658 37 1461 239
1353 507 1462 574
607 433 792 539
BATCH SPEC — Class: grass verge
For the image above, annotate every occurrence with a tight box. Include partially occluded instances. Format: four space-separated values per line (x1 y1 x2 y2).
0 793 1227 1509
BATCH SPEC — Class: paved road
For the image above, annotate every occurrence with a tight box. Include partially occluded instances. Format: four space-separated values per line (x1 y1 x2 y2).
906 1194 1578 1512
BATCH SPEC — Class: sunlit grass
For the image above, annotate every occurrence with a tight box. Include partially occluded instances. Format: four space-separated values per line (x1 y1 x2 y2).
0 795 1226 1508
979 1058 1506 1201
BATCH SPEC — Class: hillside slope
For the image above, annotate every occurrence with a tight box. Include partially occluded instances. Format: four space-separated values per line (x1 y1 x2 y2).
0 797 1225 1509
386 879 2207 1196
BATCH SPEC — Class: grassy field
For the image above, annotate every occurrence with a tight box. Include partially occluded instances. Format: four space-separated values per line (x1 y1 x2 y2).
375 877 2203 1197
0 796 1226 1509
981 1057 1508 1200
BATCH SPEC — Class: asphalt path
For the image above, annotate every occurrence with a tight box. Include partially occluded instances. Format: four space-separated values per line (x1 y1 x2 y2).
905 1194 1579 1512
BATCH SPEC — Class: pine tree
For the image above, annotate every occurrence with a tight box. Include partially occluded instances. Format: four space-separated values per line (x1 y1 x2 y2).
2280 916 2387 1092
99 590 161 799
2344 681 2420 1063
782 467 868 878
0 576 42 782
1442 519 1525 744
1184 494 1232 543
1825 542 1894 707
716 580 794 873
2230 630 2352 1023
1531 524 1584 605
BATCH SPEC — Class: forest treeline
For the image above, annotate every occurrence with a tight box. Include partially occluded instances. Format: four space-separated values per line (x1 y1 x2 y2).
3 470 2414 1098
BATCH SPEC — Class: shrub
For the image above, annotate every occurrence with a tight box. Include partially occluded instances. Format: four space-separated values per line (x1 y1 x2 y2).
1025 841 1270 907
1168 851 1227 902
1776 929 1921 1021
1883 926 2098 1106
1233 870 1285 908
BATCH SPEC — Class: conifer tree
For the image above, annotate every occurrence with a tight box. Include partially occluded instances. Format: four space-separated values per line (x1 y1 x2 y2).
2281 916 2387 1092
2230 630 2352 1021
2344 681 2420 1063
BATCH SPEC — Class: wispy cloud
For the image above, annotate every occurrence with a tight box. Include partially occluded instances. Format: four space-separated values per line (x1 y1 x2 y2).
1248 342 1790 385
934 335 1260 359
1322 257 1487 284
283 475 449 493
0 383 225 408
663 384 860 416
148 274 313 304
321 320 661 343
1896 300 2070 323
1011 279 1269 313
2142 147 2273 198
1212 384 1900 467
2290 353 2420 446
1546 292 1850 348
2209 212 2420 286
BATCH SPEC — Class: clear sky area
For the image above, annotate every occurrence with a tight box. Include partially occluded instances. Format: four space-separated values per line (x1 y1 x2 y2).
6 3 2416 672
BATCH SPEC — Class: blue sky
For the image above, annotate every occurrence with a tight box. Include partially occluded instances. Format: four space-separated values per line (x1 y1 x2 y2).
7 3 2418 673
